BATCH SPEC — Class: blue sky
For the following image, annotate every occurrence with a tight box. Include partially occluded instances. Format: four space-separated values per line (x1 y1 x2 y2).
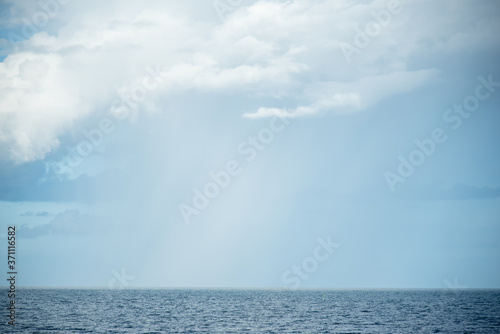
0 0 499 289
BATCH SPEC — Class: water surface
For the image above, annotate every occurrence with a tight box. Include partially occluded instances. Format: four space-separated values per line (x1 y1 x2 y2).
2 289 499 333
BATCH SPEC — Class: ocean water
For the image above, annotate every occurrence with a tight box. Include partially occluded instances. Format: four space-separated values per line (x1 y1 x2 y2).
1 289 499 333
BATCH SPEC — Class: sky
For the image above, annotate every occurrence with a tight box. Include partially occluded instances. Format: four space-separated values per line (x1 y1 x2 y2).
0 0 499 289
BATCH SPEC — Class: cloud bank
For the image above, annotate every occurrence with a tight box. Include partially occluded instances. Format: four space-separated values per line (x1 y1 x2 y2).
0 0 499 163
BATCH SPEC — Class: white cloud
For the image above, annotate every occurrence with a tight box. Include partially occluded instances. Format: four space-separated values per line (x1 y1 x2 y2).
243 105 315 119
0 0 498 163
243 69 440 119
242 93 360 119
0 50 94 163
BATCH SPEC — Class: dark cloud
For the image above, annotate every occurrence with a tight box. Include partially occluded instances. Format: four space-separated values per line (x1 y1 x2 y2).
19 209 115 239
0 160 119 203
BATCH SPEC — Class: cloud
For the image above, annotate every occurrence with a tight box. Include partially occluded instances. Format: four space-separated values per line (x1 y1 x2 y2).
20 210 53 217
243 69 440 118
0 160 109 202
243 105 316 119
0 0 498 163
0 51 94 163
0 3 309 164
242 93 361 119
19 209 115 238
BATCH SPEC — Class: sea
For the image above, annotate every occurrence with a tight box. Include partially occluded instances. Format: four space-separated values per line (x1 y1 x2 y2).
1 289 499 333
